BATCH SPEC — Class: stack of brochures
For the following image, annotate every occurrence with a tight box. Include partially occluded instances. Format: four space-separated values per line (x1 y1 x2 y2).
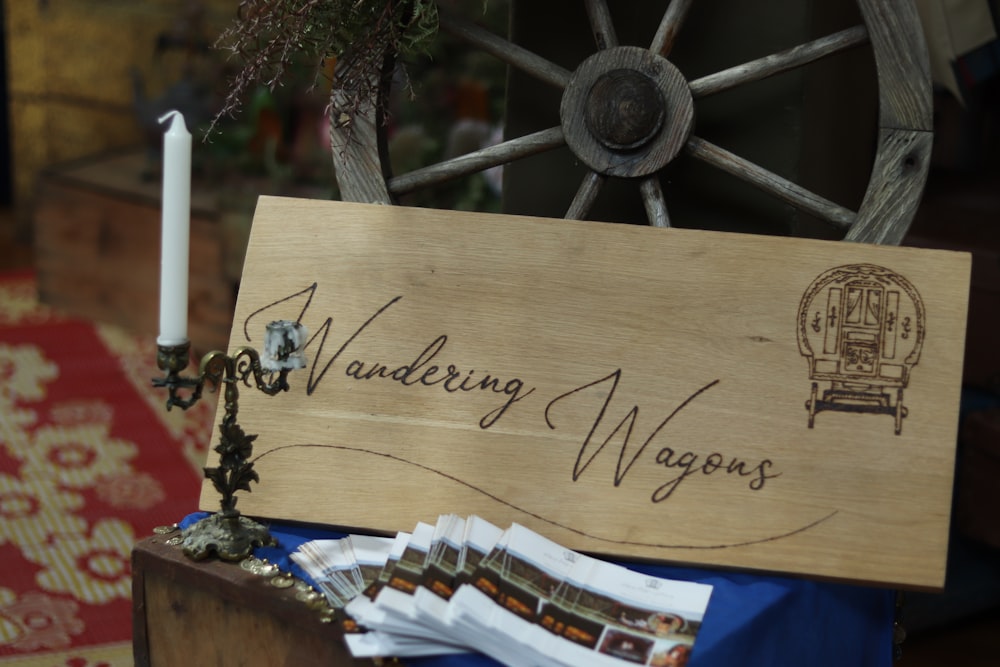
292 515 713 666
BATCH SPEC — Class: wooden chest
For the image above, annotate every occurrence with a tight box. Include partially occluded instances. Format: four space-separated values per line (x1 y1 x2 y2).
34 152 236 352
131 536 374 667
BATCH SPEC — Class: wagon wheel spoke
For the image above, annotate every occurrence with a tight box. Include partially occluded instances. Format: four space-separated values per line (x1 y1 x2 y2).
584 0 619 49
685 136 856 230
438 10 571 89
565 171 607 220
640 176 671 228
388 127 566 197
389 9 574 200
689 25 870 98
650 0 695 57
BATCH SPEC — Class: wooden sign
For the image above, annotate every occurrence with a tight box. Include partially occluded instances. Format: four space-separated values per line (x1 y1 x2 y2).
202 196 970 590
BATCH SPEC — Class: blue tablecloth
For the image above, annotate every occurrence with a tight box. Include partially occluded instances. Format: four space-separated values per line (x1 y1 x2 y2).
179 513 894 666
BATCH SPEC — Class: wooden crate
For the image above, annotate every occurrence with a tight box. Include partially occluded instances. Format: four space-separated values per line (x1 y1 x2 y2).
132 536 372 667
34 151 235 353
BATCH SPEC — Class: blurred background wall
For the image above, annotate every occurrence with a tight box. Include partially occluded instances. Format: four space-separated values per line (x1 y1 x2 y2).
3 0 232 236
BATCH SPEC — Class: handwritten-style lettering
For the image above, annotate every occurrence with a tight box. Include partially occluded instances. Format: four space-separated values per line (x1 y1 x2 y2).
245 286 534 429
545 370 780 502
342 333 534 428
247 284 781 504
652 447 780 501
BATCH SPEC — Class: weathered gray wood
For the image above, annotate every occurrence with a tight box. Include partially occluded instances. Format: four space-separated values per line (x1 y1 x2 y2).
331 0 932 249
650 0 694 57
843 0 933 245
560 47 693 178
685 136 856 229
689 25 870 99
848 128 933 244
387 127 565 197
640 176 671 228
565 170 605 220
857 0 933 131
584 0 618 49
328 63 391 205
439 11 571 90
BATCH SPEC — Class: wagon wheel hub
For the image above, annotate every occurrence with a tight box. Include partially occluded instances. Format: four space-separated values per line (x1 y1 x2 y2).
561 46 694 178
585 69 666 150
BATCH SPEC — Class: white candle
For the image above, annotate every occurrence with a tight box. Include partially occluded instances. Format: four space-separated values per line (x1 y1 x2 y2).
157 110 192 346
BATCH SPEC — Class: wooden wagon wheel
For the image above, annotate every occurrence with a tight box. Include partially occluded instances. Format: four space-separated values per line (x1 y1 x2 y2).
329 0 931 246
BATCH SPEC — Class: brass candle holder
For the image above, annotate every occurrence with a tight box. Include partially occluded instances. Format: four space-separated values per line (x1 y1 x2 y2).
153 320 307 561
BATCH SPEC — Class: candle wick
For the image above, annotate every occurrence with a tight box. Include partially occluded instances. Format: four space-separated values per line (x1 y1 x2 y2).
158 109 188 131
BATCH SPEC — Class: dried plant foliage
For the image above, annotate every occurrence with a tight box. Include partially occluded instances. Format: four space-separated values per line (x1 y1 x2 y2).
210 0 440 134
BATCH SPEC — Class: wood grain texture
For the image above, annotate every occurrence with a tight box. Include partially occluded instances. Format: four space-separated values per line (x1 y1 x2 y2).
201 198 970 590
388 127 566 197
848 128 933 244
329 62 392 206
560 46 693 178
858 0 933 131
332 1 932 245
439 11 572 89
684 136 855 229
845 0 933 245
688 25 870 99
132 537 364 667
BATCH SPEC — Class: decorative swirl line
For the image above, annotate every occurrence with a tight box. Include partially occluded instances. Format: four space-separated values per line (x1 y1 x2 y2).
253 443 837 550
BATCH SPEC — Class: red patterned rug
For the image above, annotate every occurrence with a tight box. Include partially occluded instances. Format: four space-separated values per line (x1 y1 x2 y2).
0 271 214 666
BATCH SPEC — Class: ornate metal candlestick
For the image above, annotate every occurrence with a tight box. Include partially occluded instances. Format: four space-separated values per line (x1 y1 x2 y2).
154 320 307 561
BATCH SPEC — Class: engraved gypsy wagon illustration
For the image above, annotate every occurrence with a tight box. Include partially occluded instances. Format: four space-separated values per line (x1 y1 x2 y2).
797 264 925 435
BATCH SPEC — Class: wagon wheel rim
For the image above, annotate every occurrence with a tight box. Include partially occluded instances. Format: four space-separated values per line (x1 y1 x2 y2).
329 0 931 247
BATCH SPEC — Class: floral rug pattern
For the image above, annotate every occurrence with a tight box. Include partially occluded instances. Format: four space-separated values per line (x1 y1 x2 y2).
0 272 214 666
